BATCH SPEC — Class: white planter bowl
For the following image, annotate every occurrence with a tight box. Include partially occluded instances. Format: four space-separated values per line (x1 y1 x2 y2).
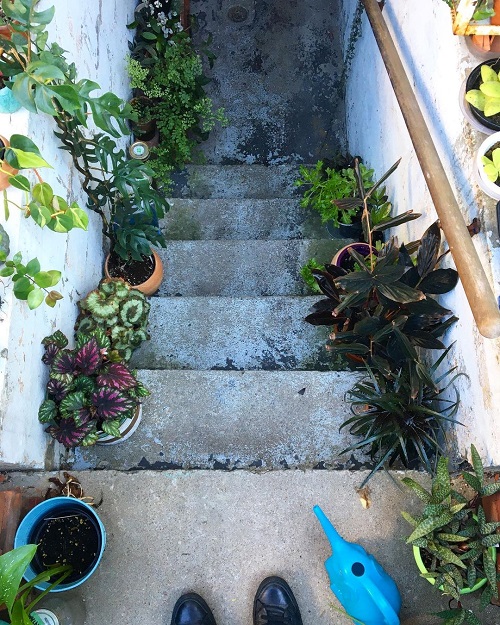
475 131 500 199
96 404 142 446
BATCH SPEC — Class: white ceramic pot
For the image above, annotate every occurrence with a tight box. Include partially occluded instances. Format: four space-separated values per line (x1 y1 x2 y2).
96 404 142 445
475 131 500 199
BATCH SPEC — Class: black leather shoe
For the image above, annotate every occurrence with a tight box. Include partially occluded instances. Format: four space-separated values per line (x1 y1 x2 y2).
170 592 217 625
253 576 303 625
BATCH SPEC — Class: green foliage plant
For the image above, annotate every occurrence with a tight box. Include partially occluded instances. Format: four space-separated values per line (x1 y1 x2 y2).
75 278 150 361
295 159 374 226
402 446 500 625
0 134 88 308
300 258 323 294
466 64 500 118
127 3 227 187
0 0 169 262
481 145 500 183
342 346 462 485
0 544 71 625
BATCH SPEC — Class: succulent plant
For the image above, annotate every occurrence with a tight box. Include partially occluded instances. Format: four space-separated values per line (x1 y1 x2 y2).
75 278 150 361
402 446 500 624
466 64 500 117
38 330 149 448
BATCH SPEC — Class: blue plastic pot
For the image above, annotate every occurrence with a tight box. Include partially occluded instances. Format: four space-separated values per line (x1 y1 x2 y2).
0 86 21 114
14 497 106 592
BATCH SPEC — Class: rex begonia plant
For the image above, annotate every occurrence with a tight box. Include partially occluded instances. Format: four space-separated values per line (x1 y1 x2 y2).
38 329 149 448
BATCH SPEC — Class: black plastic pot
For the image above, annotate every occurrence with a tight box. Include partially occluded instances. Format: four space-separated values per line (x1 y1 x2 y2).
466 58 500 132
326 219 363 240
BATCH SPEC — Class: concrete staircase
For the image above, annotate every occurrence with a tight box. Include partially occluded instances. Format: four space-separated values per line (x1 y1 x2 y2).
73 164 359 471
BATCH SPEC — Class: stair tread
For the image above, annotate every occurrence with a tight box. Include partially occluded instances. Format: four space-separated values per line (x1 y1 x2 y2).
156 239 343 296
74 369 362 471
170 164 305 198
132 296 343 371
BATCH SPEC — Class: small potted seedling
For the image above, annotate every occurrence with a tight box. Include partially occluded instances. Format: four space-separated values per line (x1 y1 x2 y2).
476 130 500 198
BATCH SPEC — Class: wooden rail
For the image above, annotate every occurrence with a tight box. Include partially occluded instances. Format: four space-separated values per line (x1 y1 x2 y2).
362 0 500 339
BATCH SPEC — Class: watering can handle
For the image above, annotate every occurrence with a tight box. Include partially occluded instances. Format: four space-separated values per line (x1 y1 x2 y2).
362 578 399 625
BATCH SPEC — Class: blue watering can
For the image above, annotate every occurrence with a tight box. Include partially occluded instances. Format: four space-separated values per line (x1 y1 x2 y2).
313 505 401 625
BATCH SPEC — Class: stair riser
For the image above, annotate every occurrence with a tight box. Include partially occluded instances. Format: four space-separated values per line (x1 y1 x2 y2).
157 240 343 296
162 198 327 240
170 165 303 198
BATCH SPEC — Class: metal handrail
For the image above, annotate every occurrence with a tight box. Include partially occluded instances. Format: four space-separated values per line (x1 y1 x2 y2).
362 0 500 339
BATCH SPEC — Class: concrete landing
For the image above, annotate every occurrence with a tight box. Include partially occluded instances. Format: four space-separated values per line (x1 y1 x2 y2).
72 370 361 471
190 0 346 163
4 470 496 625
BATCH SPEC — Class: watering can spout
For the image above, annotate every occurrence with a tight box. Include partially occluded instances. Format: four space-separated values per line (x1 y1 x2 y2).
313 504 342 552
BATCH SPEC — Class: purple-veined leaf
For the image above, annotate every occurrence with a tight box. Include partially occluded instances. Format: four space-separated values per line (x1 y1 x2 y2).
42 330 68 348
91 386 136 420
42 342 60 365
45 417 94 448
51 350 76 380
74 337 102 375
46 378 70 401
96 363 137 390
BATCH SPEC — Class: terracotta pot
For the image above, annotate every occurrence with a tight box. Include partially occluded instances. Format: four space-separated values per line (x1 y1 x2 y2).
0 135 18 191
104 250 163 296
482 491 500 605
96 405 142 445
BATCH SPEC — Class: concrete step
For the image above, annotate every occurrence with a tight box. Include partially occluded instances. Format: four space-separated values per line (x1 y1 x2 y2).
170 164 304 198
72 370 361 471
162 198 327 240
132 296 342 371
2 470 457 625
157 239 343 296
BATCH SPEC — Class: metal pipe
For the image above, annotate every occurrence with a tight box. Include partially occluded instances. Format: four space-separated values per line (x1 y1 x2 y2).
361 0 500 339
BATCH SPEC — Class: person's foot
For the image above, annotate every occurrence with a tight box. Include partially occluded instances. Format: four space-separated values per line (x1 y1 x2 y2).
253 576 303 625
170 592 217 625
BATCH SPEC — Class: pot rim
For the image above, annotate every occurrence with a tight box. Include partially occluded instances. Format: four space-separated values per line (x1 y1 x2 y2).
412 544 494 595
14 496 106 592
475 130 500 199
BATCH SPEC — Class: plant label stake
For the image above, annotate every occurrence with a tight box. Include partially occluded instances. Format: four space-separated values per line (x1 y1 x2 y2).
313 505 401 625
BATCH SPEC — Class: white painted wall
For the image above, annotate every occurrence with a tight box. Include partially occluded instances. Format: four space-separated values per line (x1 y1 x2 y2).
342 0 500 464
0 0 136 468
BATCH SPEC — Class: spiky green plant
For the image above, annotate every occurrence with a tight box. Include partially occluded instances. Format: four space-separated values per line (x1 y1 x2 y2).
402 445 500 625
75 278 150 361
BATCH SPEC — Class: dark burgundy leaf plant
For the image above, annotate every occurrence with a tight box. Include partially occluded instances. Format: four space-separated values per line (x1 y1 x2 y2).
39 330 149 448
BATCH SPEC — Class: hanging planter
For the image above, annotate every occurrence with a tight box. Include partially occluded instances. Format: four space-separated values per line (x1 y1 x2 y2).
465 58 500 132
14 497 106 592
0 86 21 114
